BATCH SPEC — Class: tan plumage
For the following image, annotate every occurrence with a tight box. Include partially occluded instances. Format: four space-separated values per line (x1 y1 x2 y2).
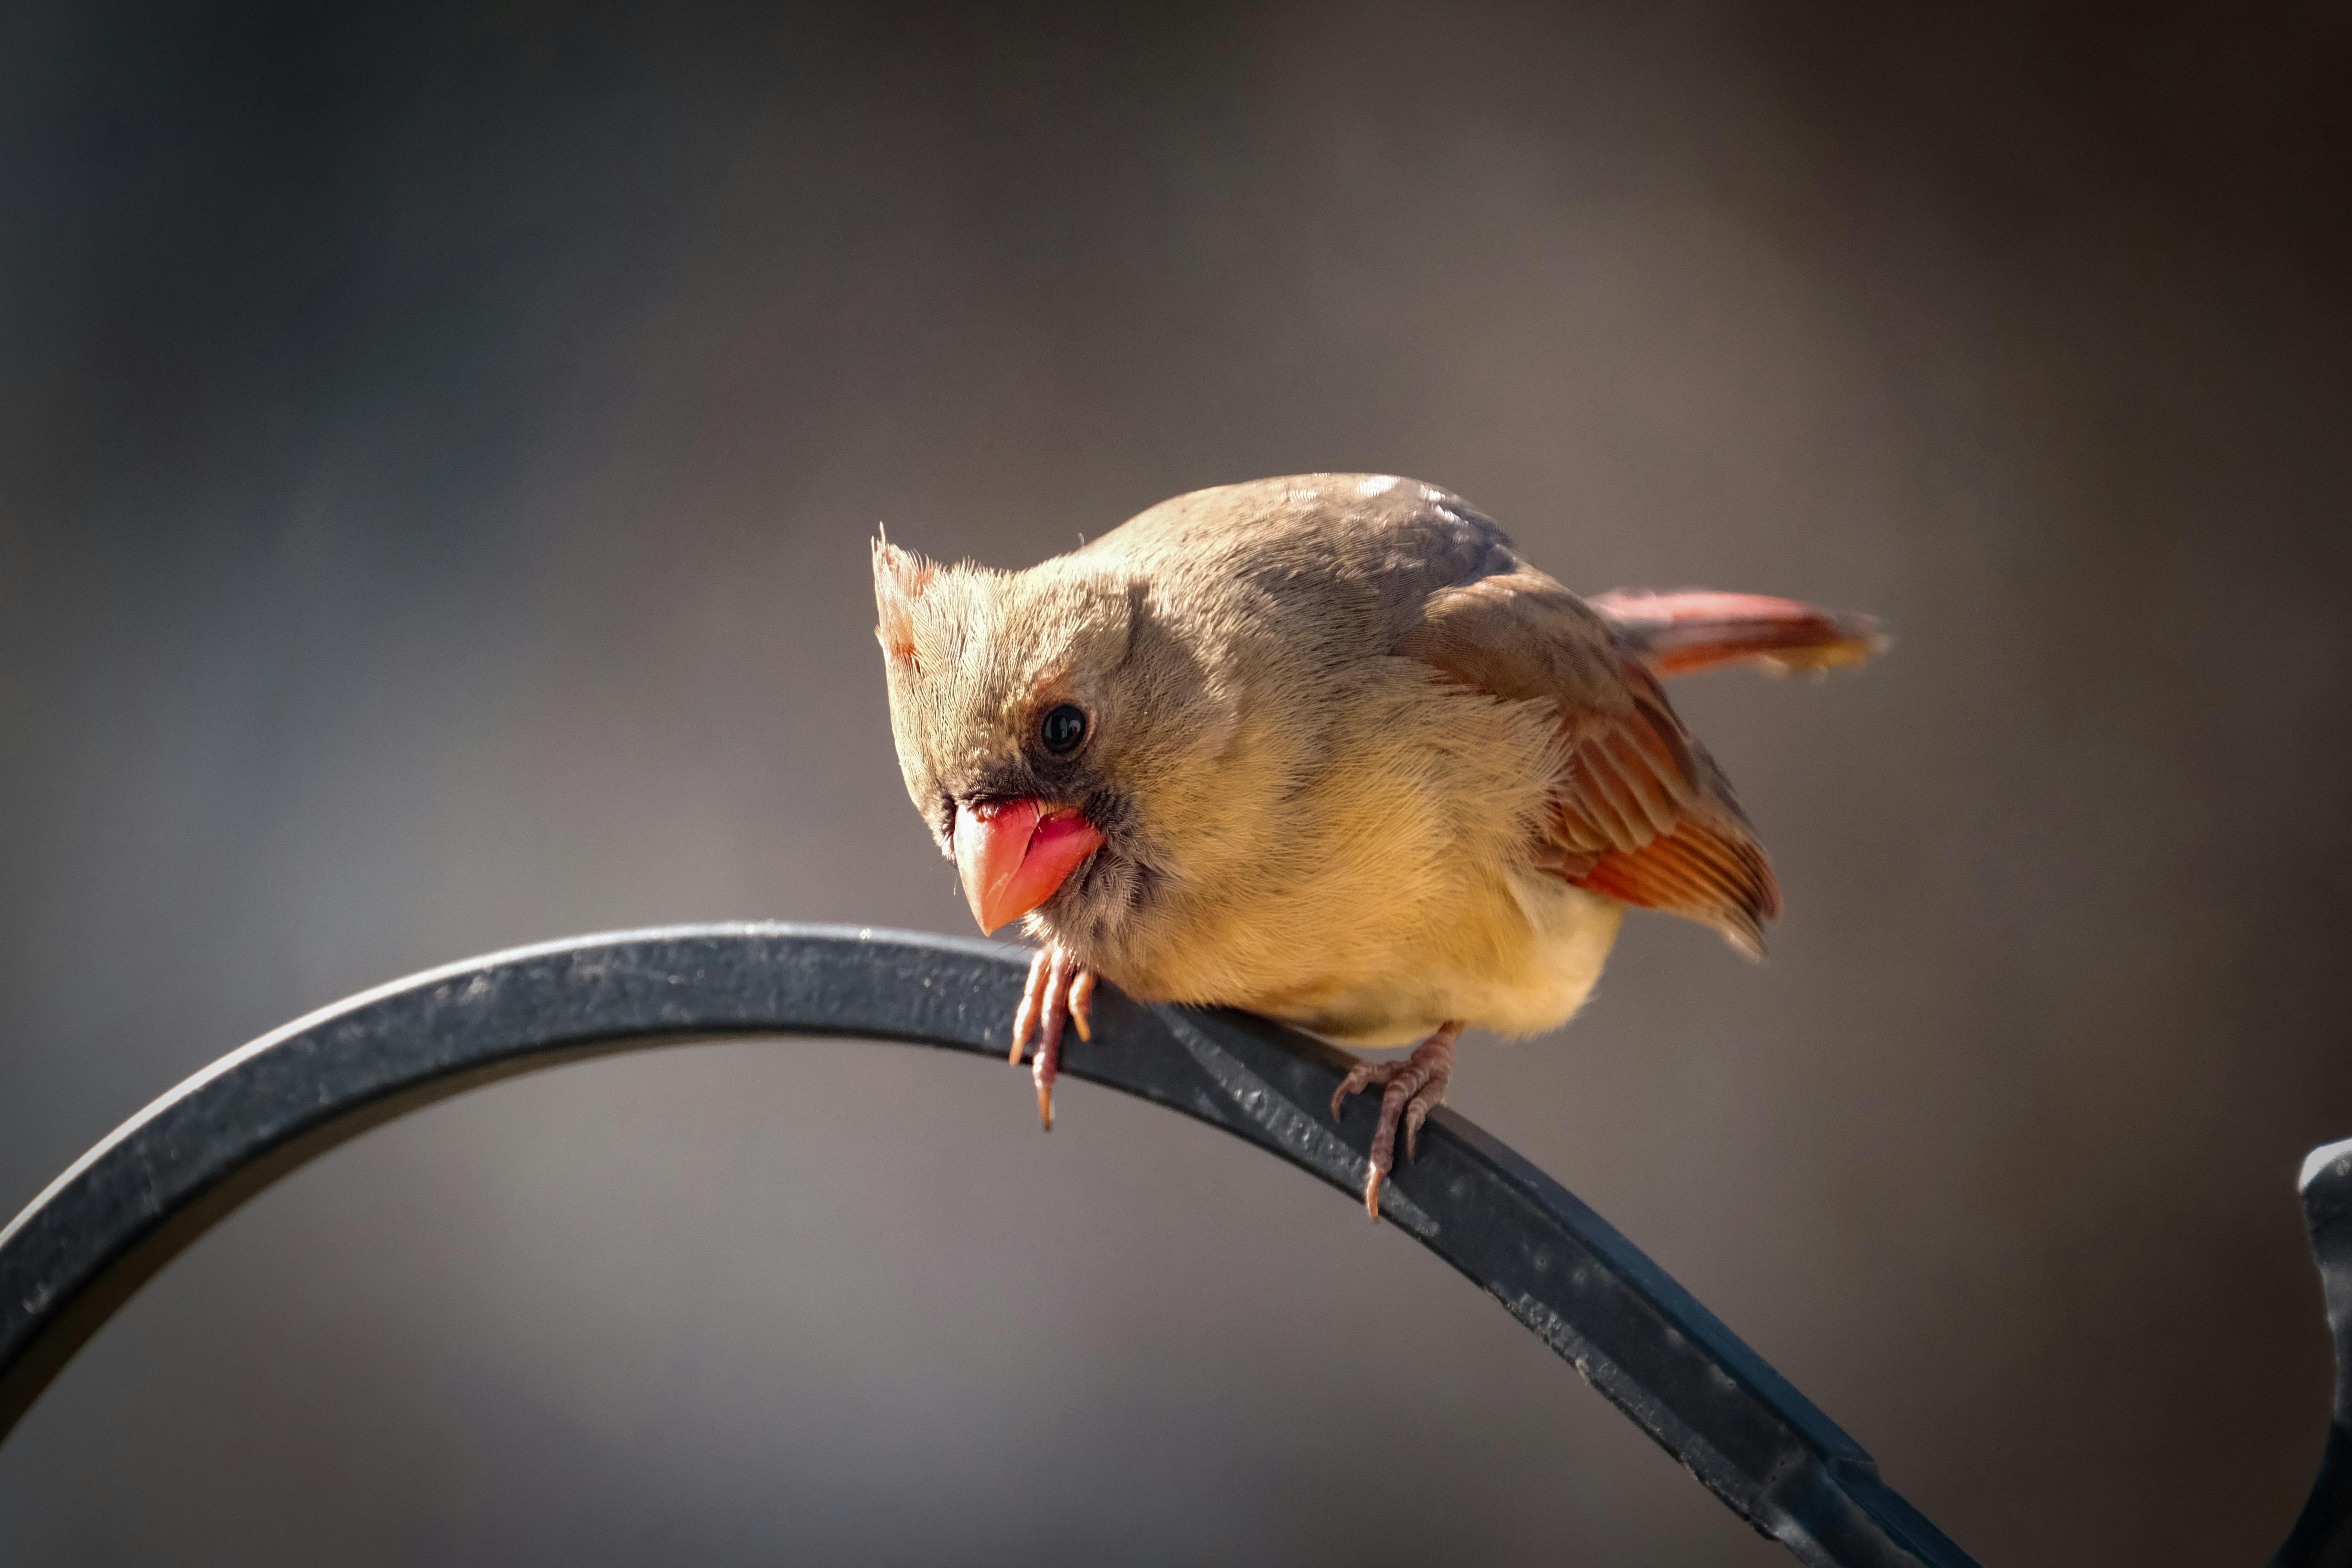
874 473 1880 1210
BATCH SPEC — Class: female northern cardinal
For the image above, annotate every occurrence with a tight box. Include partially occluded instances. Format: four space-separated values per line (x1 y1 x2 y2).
873 475 1879 1216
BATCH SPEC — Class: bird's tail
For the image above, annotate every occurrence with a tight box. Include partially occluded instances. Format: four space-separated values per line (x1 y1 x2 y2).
1592 590 1886 679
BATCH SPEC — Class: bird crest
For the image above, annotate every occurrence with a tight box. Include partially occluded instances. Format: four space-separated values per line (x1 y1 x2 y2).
871 534 943 669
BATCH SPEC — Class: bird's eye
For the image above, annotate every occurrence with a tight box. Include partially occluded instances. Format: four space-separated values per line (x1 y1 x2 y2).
1040 704 1088 755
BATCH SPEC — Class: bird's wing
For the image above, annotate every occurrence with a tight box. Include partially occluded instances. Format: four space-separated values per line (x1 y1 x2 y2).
1399 571 1781 955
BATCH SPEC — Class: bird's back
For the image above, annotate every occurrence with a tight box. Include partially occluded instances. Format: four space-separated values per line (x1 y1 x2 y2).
1077 473 1533 654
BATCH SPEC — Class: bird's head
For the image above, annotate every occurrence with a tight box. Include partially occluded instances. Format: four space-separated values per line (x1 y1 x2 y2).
872 536 1231 946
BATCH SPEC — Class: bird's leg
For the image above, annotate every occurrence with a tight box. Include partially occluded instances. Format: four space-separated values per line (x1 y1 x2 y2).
1329 1021 1462 1220
1011 945 1095 1131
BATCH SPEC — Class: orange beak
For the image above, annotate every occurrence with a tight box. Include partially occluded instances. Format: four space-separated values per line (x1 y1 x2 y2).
953 799 1107 936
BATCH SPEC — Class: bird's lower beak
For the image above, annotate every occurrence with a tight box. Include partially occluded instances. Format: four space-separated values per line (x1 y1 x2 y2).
953 799 1107 936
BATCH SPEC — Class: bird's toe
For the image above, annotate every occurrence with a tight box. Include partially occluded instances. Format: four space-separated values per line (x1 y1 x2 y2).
1331 1023 1462 1221
1009 946 1095 1132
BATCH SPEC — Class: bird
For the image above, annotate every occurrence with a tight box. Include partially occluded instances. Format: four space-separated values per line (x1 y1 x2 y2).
872 474 1881 1217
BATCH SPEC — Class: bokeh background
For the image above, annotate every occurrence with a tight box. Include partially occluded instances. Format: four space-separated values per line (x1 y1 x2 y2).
4 2 2349 1563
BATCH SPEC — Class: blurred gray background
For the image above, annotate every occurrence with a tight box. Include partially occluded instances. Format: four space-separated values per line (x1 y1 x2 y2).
3 2 2348 1563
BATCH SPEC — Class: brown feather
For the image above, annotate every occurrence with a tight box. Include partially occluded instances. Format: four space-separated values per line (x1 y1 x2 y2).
1403 573 1783 955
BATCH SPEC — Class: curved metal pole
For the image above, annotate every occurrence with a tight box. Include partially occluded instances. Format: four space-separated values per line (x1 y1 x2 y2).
3 924 1968 1563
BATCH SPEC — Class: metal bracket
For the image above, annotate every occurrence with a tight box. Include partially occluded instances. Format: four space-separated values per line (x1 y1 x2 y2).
2272 1139 2352 1568
28 921 2332 1565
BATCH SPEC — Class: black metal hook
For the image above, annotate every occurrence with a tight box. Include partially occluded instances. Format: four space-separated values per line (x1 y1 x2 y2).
18 923 2326 1565
2272 1139 2352 1568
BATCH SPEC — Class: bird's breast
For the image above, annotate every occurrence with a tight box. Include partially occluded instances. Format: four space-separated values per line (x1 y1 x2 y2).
1072 661 1622 1046
1251 874 1623 1047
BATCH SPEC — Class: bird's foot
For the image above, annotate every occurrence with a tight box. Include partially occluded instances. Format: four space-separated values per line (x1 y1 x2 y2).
1330 1021 1463 1220
1011 945 1096 1131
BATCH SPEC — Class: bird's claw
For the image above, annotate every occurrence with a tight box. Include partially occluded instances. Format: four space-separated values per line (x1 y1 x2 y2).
1012 946 1096 1131
1330 1022 1463 1220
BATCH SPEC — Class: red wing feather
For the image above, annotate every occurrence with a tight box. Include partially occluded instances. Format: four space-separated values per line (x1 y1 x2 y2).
1550 680 1781 955
1573 815 1780 957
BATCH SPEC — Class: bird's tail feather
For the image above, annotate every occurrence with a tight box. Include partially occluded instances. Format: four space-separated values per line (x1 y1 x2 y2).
1592 590 1886 679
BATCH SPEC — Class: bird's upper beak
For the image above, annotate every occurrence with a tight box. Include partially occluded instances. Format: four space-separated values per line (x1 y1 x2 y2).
953 799 1107 936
